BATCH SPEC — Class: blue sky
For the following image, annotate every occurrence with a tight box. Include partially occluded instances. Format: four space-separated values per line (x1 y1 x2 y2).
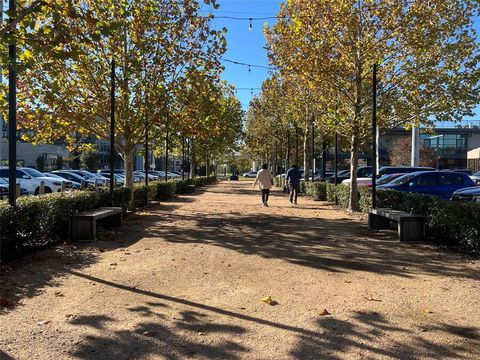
201 0 480 121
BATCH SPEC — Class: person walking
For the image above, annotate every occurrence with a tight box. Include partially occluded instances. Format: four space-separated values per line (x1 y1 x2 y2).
285 164 301 205
253 163 274 207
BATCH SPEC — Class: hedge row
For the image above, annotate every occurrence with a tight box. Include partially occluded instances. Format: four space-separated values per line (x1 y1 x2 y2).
0 176 217 261
304 182 327 200
325 184 480 252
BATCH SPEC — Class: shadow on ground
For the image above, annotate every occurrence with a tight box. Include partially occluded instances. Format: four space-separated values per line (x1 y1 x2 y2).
66 271 480 360
118 186 479 281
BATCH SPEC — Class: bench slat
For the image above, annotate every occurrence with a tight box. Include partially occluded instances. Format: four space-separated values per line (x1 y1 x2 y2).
72 207 122 220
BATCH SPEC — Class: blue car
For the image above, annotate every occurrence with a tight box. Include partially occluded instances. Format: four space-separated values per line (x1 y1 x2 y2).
377 171 476 200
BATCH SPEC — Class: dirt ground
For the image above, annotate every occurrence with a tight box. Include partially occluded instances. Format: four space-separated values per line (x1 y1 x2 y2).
1 180 479 360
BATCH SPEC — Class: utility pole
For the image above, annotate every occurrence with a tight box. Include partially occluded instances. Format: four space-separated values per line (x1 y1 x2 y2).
110 58 115 195
372 63 378 209
411 126 420 166
0 0 4 166
8 0 17 207
311 119 314 181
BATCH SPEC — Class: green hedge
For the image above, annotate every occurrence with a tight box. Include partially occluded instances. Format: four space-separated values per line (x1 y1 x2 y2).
0 176 217 261
304 181 327 201
0 187 131 260
325 184 480 252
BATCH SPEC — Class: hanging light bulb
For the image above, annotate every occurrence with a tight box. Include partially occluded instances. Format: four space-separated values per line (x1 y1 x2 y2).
248 18 253 31
248 65 251 73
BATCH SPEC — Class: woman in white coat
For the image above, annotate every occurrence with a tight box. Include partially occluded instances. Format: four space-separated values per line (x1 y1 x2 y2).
253 163 274 207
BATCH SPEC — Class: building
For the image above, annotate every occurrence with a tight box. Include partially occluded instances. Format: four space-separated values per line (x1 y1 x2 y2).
0 141 69 170
380 121 480 169
468 147 480 170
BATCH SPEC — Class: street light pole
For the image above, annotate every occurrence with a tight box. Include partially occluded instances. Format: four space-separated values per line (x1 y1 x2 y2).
110 58 115 196
8 0 17 207
372 63 378 209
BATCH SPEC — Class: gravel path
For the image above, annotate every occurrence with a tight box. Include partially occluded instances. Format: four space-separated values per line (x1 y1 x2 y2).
1 181 479 360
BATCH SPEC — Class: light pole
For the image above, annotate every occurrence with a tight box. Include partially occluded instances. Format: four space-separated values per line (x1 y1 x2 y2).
8 0 17 207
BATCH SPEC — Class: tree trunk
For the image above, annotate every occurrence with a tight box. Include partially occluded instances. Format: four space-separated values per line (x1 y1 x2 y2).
303 123 310 182
121 145 135 209
206 154 209 177
348 130 360 212
189 138 195 178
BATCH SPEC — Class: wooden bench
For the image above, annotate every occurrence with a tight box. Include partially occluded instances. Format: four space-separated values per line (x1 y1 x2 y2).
70 207 123 241
368 208 425 242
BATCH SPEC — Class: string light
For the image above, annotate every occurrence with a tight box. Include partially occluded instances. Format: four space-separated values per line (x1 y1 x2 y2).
248 18 253 31
221 59 269 69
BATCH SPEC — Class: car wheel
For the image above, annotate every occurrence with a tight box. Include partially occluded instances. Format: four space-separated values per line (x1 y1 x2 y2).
44 187 52 194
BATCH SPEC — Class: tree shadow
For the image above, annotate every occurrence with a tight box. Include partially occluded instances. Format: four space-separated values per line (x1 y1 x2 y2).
291 311 480 359
118 187 479 281
0 198 189 313
67 301 248 360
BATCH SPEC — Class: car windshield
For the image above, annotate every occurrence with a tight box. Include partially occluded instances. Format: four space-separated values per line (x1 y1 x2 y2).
474 171 480 176
0 178 7 184
23 168 47 178
377 175 393 185
389 173 417 185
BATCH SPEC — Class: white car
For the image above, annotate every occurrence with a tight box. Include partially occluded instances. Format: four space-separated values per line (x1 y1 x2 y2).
470 171 480 185
341 177 372 187
0 167 73 195
243 171 257 178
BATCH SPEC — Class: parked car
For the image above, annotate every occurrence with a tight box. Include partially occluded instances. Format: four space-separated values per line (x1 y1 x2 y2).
67 170 108 186
44 173 79 189
51 170 96 187
378 171 476 199
0 178 29 199
101 173 125 186
451 186 480 202
341 178 373 187
243 171 257 178
470 171 480 184
376 173 406 185
448 169 476 176
167 171 181 179
0 167 73 195
326 167 372 184
378 166 435 176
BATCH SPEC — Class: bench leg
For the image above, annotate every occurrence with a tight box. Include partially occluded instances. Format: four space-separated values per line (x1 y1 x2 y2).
70 218 96 241
368 213 390 230
104 213 123 228
398 218 425 242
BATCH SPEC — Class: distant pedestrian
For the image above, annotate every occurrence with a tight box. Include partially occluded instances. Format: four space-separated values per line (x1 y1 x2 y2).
253 163 274 207
285 164 301 205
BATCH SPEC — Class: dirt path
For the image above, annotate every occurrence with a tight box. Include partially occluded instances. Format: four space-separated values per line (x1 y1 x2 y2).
1 181 479 360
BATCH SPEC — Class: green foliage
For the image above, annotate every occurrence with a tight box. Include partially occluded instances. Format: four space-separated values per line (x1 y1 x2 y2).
0 187 131 261
273 176 282 188
304 181 327 201
326 186 479 252
0 176 218 261
36 156 45 172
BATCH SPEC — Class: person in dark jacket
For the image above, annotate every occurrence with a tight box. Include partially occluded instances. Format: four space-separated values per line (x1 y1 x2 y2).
285 164 301 204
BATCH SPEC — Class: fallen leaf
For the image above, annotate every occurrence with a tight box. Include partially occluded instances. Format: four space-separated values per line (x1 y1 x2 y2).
38 320 50 325
319 309 331 316
54 291 64 297
109 262 117 266
261 296 278 306
363 294 382 302
344 280 352 283
422 308 433 314
65 313 75 318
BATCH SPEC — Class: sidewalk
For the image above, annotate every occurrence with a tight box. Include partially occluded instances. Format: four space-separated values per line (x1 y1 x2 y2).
1 181 479 359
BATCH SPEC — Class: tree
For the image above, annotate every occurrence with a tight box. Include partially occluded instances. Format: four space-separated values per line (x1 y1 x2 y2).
389 136 437 168
1 0 226 193
265 0 480 211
